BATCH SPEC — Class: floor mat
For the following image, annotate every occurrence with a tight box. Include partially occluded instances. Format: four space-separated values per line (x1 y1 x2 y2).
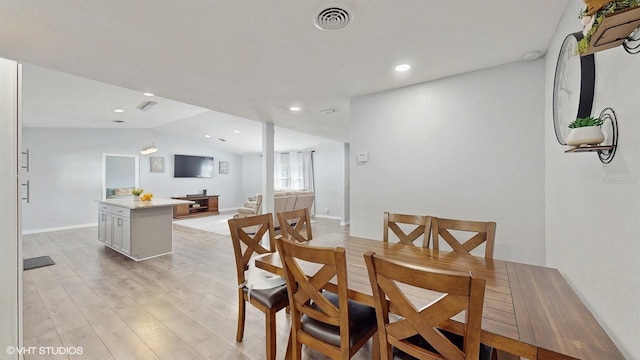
24 256 55 271
173 213 234 235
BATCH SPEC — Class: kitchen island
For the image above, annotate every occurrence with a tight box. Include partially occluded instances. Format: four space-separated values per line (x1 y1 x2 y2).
98 198 193 261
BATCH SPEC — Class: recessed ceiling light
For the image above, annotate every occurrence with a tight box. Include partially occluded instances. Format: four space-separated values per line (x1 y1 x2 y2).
204 134 211 138
321 108 338 114
289 106 301 111
143 92 154 97
395 64 411 72
112 120 125 123
114 109 124 113
233 130 240 134
218 138 226 142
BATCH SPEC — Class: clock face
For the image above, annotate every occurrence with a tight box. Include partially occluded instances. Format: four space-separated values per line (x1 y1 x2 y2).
553 32 596 145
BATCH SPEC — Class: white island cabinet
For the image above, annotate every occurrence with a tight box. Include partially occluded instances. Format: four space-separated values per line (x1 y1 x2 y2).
98 198 193 261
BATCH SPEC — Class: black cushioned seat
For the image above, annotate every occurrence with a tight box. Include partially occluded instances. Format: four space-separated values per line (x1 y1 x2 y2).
395 329 493 360
242 284 288 309
301 292 377 348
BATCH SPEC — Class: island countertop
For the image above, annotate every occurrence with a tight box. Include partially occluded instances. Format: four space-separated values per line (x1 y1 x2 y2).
99 198 194 210
98 198 193 261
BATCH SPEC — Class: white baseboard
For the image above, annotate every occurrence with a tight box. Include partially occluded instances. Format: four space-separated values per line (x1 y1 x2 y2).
22 223 97 235
218 207 241 214
313 214 342 221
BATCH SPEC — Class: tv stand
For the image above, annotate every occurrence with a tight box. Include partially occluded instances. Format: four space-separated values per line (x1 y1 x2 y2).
172 195 219 219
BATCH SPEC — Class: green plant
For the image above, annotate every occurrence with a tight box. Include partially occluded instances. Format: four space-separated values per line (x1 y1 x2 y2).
131 188 144 196
568 116 604 128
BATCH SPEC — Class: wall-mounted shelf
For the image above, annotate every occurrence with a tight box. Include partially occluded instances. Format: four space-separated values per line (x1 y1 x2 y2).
564 108 618 164
582 6 640 56
565 145 614 153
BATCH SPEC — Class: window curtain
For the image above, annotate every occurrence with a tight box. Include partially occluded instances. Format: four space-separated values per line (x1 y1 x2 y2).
274 153 284 189
303 151 314 192
274 150 314 193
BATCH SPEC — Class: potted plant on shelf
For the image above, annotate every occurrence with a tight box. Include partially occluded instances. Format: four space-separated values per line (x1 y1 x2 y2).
131 188 144 201
566 116 605 146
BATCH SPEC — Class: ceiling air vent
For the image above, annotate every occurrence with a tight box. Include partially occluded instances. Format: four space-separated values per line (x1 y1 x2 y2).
314 6 352 31
137 100 158 111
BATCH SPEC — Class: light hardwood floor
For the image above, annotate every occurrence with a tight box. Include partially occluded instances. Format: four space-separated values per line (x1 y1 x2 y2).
22 216 380 360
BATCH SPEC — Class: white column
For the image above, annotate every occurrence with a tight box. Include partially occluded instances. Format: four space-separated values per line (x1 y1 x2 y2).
342 143 350 226
261 122 275 215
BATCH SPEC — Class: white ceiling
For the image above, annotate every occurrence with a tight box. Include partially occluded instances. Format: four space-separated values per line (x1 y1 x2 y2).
1 0 568 154
20 64 339 154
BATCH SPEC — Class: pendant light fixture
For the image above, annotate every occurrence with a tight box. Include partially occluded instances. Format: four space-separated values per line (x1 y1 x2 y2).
140 142 158 155
138 100 159 155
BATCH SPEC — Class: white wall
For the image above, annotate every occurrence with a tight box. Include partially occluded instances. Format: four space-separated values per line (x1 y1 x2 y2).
241 154 262 198
350 60 546 265
22 126 347 231
545 1 640 358
312 144 345 221
22 128 244 232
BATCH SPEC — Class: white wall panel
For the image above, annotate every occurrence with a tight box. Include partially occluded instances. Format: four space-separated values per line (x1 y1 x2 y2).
350 60 546 265
21 128 243 231
0 57 21 359
545 1 640 358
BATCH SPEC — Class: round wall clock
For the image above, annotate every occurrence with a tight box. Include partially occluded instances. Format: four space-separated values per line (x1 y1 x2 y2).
553 32 596 145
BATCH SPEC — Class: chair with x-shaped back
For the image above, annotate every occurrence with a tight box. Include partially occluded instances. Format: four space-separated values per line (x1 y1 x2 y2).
275 236 379 360
228 213 288 360
364 250 492 360
277 208 313 243
431 217 496 259
383 212 433 248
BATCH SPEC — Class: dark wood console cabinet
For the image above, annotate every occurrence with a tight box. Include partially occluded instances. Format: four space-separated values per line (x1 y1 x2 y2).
171 195 219 219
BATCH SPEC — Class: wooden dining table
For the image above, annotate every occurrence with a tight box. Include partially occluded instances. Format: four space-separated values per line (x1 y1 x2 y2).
256 236 625 360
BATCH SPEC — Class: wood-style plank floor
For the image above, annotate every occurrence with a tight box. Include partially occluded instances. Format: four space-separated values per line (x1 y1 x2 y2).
22 216 380 360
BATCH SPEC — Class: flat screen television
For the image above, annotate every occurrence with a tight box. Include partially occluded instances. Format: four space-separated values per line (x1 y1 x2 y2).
174 154 214 178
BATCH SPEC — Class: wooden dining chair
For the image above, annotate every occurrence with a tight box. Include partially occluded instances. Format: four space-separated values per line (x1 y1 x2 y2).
383 212 433 248
277 208 313 243
431 217 497 259
274 236 379 360
364 250 492 360
228 213 289 360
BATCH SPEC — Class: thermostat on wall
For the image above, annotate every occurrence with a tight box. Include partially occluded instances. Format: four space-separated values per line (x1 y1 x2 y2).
357 152 368 162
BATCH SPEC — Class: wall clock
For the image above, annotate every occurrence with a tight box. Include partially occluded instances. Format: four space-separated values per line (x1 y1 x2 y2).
553 32 596 145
